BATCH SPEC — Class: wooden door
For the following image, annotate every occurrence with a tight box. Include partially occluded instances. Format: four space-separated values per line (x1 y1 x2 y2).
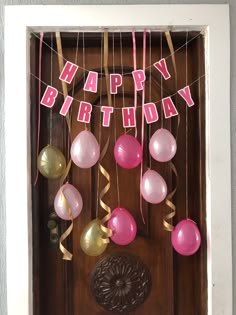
31 31 207 315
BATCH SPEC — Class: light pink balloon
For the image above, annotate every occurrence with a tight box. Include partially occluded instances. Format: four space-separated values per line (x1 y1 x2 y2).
171 219 201 256
141 169 167 204
108 207 137 245
149 128 177 162
71 130 100 168
54 183 83 220
114 134 142 169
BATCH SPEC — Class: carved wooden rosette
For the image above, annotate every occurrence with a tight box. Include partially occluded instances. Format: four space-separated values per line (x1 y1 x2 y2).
91 253 151 313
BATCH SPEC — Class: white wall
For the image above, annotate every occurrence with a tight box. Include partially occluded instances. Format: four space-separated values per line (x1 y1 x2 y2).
0 1 234 314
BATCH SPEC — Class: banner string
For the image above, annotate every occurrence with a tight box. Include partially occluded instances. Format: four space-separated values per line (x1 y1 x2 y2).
140 29 146 224
34 32 44 186
30 30 203 76
31 71 205 110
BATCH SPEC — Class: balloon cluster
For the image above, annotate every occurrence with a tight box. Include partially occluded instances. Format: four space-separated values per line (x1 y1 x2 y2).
38 127 201 257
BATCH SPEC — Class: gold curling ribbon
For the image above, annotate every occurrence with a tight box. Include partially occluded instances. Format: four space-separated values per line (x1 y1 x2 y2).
99 137 112 243
163 32 179 232
56 32 72 184
97 31 112 244
163 162 178 232
59 190 73 260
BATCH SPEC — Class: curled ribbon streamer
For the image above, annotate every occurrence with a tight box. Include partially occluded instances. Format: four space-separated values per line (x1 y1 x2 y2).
163 32 179 232
60 159 72 187
163 162 178 231
99 137 112 242
97 31 112 243
59 190 73 260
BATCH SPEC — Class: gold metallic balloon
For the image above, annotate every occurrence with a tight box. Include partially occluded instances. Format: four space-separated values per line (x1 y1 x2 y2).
38 144 66 179
80 219 108 256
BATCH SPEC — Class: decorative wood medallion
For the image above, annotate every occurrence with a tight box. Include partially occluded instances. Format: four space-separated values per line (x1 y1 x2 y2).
91 253 151 313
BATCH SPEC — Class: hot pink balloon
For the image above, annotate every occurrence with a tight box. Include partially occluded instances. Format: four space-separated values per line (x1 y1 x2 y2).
71 130 100 168
114 134 142 169
108 207 137 245
171 219 201 256
141 169 167 204
54 183 83 220
149 128 177 162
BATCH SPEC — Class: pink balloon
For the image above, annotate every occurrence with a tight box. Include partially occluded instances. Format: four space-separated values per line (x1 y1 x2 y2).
71 130 100 168
54 183 83 220
171 219 201 256
141 169 167 204
149 128 177 162
114 134 142 169
108 207 137 245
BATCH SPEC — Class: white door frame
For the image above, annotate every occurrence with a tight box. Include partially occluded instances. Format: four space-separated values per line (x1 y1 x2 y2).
4 5 231 315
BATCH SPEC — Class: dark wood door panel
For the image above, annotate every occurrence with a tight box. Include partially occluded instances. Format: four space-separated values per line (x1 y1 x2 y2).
31 31 206 315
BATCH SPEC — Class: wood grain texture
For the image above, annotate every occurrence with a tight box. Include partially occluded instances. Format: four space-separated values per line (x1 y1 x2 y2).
1 2 235 315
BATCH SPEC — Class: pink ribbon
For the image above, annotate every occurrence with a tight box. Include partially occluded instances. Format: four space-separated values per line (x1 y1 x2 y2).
34 32 44 186
140 29 146 224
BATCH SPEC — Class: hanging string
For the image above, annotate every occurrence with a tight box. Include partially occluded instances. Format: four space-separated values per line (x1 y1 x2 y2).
30 30 202 76
82 32 87 130
120 31 126 133
96 32 103 218
149 30 152 169
113 32 121 206
132 30 138 138
49 32 53 145
185 32 189 219
34 32 44 186
72 33 80 98
140 29 147 224
160 32 164 127
55 32 71 134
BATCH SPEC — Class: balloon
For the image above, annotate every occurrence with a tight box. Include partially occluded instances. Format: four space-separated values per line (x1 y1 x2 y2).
71 130 100 168
107 207 137 245
80 219 107 256
171 219 201 256
38 144 66 179
114 134 142 169
149 128 177 162
141 169 167 204
54 183 83 220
